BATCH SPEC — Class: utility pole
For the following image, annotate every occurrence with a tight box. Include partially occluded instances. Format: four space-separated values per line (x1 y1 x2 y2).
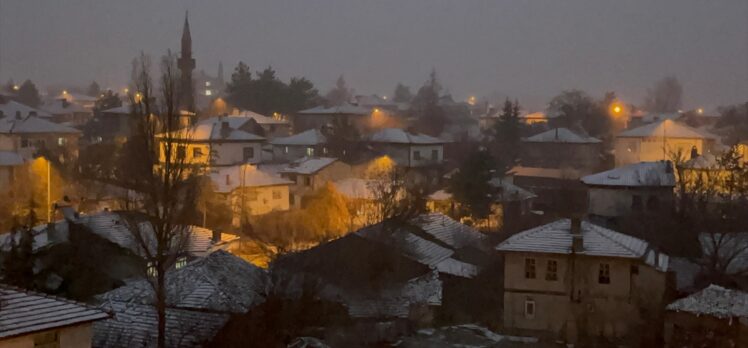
46 159 51 222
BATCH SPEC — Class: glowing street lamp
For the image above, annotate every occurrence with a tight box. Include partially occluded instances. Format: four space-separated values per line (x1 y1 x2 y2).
697 108 704 115
468 96 477 106
12 85 19 91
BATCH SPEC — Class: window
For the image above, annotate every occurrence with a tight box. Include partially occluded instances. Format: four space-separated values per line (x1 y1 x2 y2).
525 258 536 279
323 147 328 155
304 176 312 186
546 260 558 281
176 145 186 160
306 147 315 157
34 331 59 348
205 81 211 87
630 264 639 275
272 190 282 199
289 193 295 205
147 262 156 278
193 147 204 158
524 300 535 319
243 147 255 161
431 149 439 161
631 195 642 211
175 256 187 269
205 89 212 96
21 137 29 148
284 146 289 154
57 137 67 146
598 263 611 284
413 150 422 160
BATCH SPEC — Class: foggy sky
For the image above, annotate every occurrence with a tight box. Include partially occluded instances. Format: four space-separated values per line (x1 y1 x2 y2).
1 0 746 111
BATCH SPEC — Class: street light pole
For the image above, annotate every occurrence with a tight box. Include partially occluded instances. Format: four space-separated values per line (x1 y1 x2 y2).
46 158 51 222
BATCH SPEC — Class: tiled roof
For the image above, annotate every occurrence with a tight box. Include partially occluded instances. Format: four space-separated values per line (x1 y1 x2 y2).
496 219 669 271
0 114 81 134
93 301 229 348
97 251 267 313
270 129 326 146
523 128 601 144
618 119 715 139
279 157 337 175
0 284 109 338
0 100 52 118
667 284 748 318
209 164 293 193
370 128 446 144
581 161 675 187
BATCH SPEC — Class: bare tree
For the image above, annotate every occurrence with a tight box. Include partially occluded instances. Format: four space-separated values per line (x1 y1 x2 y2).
366 167 426 227
117 51 203 348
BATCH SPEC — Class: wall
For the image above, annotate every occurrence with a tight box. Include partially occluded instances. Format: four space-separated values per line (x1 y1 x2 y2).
587 186 673 218
372 144 444 168
160 141 262 167
230 184 290 226
521 142 603 173
615 137 713 166
272 144 328 162
0 324 94 348
283 161 353 206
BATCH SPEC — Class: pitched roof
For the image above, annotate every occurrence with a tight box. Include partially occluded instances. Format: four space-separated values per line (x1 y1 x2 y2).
618 119 715 139
0 114 81 134
370 128 446 144
209 164 292 193
225 110 289 124
488 178 537 201
270 129 326 146
279 157 338 175
581 161 675 187
163 122 264 142
0 100 52 118
42 99 90 115
97 251 267 313
523 128 601 144
101 105 131 115
0 284 109 338
297 103 370 115
0 151 25 166
667 284 748 318
496 219 669 271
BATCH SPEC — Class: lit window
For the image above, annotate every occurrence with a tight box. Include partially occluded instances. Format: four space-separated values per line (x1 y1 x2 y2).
524 300 535 319
546 260 558 281
306 147 315 157
272 190 281 199
525 258 536 279
284 146 289 154
205 89 212 96
175 256 187 269
147 262 157 278
57 137 67 146
599 263 611 284
413 150 422 160
205 81 211 87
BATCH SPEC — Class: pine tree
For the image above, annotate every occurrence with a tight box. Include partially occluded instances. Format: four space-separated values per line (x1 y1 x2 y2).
492 98 522 173
448 147 496 219
16 79 41 107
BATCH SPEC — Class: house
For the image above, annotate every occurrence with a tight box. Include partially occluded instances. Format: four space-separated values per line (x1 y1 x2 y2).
627 111 681 129
510 166 588 217
664 285 748 348
278 157 352 207
53 91 97 110
209 164 292 225
93 251 268 348
0 111 81 160
209 110 291 138
0 284 109 348
270 129 328 162
496 218 669 344
94 104 137 142
369 128 446 168
0 98 53 120
521 111 557 125
615 119 716 166
158 116 265 167
581 161 675 225
291 103 371 133
521 127 603 173
41 98 93 126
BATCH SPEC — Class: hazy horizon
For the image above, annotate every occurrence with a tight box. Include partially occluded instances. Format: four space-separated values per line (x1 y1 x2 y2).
1 0 746 111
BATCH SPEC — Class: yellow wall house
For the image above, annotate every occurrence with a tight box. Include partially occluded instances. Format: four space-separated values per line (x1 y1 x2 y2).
615 119 716 166
0 284 109 348
496 219 669 345
209 164 293 227
278 157 353 207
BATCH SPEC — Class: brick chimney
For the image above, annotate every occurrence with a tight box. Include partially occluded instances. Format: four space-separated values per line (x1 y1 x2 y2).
571 217 583 253
211 230 222 243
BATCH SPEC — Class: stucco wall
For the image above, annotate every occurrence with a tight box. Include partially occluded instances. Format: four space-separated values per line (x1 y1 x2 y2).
615 137 713 166
587 187 673 218
0 324 93 348
230 184 290 226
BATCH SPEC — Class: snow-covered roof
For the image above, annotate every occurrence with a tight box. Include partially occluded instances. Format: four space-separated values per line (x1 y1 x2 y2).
55 92 96 103
226 110 289 124
618 119 715 139
270 129 326 146
0 114 80 134
97 251 267 313
496 219 669 271
0 99 52 118
162 122 264 142
101 104 131 115
488 178 538 201
209 164 293 193
0 284 108 338
370 128 446 144
631 112 681 124
428 189 451 201
0 151 25 166
297 103 370 115
279 157 337 175
523 128 601 144
93 301 229 348
667 284 748 319
41 99 90 115
581 161 675 187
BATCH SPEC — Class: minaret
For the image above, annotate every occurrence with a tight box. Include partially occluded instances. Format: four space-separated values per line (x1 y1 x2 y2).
217 61 225 87
178 11 195 113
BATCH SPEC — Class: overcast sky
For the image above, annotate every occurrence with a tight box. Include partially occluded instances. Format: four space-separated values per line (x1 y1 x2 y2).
1 0 746 111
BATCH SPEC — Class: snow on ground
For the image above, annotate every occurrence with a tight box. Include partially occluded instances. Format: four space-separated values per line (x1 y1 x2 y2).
396 324 545 348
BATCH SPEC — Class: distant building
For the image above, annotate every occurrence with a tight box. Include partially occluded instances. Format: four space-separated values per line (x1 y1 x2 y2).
496 218 669 344
220 110 291 138
0 151 25 189
209 164 292 226
521 127 603 173
0 284 109 348
291 103 371 132
615 119 716 166
41 98 92 126
270 129 328 162
581 161 675 225
369 128 446 168
510 166 587 216
628 111 681 129
521 111 557 125
0 110 81 160
664 285 748 348
278 157 352 207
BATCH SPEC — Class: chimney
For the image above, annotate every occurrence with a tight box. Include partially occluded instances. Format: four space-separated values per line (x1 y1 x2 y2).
29 111 37 118
15 111 22 120
211 230 222 243
220 121 231 138
571 218 584 253
690 146 699 160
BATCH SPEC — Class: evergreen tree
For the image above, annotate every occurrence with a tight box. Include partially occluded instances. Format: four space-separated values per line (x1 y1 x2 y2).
225 62 320 115
411 69 448 136
548 89 611 138
448 147 496 219
16 79 41 107
226 61 253 110
286 77 320 113
94 90 122 112
393 83 413 103
491 98 522 172
325 75 353 106
86 81 101 97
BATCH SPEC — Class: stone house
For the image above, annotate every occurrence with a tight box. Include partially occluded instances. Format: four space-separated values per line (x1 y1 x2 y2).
369 128 446 168
496 218 669 345
581 161 675 225
520 127 603 174
665 284 748 347
269 129 329 162
0 284 109 348
278 157 352 207
615 119 716 166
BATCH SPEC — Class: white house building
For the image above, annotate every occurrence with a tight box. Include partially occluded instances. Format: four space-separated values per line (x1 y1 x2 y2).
615 120 716 166
270 129 328 162
369 128 446 168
